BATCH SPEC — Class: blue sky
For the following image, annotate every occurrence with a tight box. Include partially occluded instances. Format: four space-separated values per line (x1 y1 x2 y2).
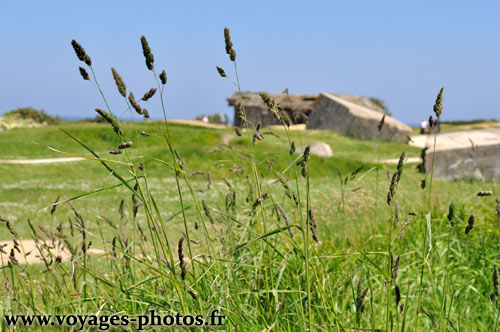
1 1 499 125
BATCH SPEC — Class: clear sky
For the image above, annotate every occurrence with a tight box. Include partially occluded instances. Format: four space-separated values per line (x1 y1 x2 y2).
1 1 499 125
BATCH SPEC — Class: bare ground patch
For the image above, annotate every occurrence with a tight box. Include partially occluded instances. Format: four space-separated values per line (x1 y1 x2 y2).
0 239 105 266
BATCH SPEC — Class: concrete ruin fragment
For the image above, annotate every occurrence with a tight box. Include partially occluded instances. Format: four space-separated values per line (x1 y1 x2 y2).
227 92 388 128
422 128 500 181
307 93 411 142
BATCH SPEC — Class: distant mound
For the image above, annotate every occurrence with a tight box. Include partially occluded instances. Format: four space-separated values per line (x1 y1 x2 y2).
0 107 60 130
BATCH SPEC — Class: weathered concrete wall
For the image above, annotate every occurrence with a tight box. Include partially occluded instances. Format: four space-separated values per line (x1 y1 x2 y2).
228 92 317 127
307 93 411 142
423 128 500 181
424 144 500 181
227 92 389 128
236 105 279 127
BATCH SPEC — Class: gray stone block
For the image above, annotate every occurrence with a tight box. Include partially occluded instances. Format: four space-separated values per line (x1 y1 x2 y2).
296 142 333 157
307 93 411 142
423 128 500 181
227 92 389 128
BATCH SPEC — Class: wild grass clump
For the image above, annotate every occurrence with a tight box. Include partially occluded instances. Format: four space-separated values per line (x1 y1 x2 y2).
1 29 500 332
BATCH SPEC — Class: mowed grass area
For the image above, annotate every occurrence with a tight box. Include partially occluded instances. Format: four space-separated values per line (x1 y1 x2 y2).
1 121 500 331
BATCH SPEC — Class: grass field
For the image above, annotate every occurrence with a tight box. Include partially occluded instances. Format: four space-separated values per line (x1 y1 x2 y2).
1 33 500 331
1 119 499 331
0 121 421 240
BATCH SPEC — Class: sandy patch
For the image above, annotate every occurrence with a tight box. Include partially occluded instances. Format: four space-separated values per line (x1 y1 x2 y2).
0 239 105 266
266 124 306 131
169 119 228 129
0 157 85 164
378 157 421 164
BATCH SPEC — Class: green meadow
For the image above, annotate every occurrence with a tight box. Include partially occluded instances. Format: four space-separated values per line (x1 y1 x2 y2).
1 120 499 331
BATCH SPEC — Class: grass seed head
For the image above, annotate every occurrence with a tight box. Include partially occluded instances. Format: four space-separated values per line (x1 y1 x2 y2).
216 66 227 77
51 195 60 216
387 171 399 205
159 70 167 85
118 141 133 149
224 27 236 61
9 249 19 265
260 92 273 108
277 172 298 204
128 92 143 115
111 67 127 97
229 49 236 61
202 200 215 224
308 209 319 243
140 35 155 70
206 171 212 190
281 112 291 127
277 172 291 192
400 219 412 238
465 213 475 234
252 193 270 209
141 88 157 101
428 115 434 128
377 114 386 132
350 166 364 181
79 67 90 80
303 145 310 163
236 102 246 126
391 255 400 283
259 93 285 123
111 237 117 258
275 202 293 238
395 285 401 305
71 39 92 66
253 131 264 143
95 108 123 136
396 152 405 182
4 278 13 295
3 219 19 239
298 145 310 177
447 202 455 226
290 141 296 155
174 149 185 170
433 87 444 118
178 237 186 281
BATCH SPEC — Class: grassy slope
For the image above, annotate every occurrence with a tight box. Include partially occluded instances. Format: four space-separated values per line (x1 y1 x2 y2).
0 122 419 239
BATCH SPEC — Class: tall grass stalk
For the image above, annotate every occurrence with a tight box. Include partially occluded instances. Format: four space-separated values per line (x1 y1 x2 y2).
415 88 443 331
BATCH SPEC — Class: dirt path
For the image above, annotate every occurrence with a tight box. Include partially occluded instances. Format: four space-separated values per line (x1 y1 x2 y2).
0 157 85 164
378 157 421 164
169 119 229 129
0 239 105 266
